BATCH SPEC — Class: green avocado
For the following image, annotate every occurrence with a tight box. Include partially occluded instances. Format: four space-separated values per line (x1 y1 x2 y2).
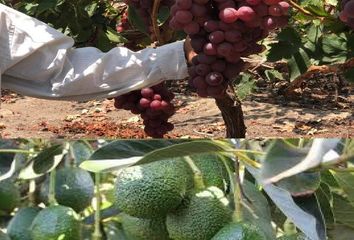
121 213 170 240
0 180 20 213
7 207 41 240
166 187 232 240
55 167 94 212
114 159 193 218
30 205 81 240
191 153 231 192
211 222 267 240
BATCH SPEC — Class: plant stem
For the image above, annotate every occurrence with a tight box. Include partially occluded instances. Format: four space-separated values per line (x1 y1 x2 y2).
48 168 57 206
328 165 354 172
231 149 265 155
233 158 243 222
235 152 262 168
92 173 102 240
184 156 205 191
66 142 75 167
221 157 235 195
28 180 36 206
288 0 315 17
151 0 163 44
298 138 305 148
0 149 36 154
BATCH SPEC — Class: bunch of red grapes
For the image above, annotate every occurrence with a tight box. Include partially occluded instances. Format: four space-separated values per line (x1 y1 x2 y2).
339 0 354 29
115 1 178 138
114 83 175 138
170 0 291 98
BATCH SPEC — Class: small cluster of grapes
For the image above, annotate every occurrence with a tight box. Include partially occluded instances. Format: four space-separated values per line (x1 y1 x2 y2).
116 10 129 33
340 0 354 29
170 0 290 98
114 1 179 138
114 83 175 138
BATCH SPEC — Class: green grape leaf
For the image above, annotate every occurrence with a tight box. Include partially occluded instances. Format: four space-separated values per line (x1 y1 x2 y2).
321 33 354 63
128 6 149 35
157 6 170 26
236 73 257 100
267 28 311 80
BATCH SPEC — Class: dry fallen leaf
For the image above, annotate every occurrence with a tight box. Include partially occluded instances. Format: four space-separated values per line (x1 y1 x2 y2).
125 116 140 123
64 115 81 122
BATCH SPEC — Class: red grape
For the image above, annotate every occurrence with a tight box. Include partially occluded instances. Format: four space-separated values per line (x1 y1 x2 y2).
219 8 238 23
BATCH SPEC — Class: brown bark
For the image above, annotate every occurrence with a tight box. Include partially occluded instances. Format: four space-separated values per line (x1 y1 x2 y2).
215 87 246 138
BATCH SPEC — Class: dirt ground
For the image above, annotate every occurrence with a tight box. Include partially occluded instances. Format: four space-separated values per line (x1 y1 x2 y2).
0 85 353 139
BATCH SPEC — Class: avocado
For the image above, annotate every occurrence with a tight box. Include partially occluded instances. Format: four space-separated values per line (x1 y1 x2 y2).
166 186 232 240
191 153 231 192
211 222 267 240
55 167 94 212
121 213 170 240
114 159 193 218
30 205 81 240
0 180 20 213
7 207 41 240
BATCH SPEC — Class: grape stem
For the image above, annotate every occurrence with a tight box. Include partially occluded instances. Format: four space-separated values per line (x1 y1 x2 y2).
288 0 319 18
152 0 163 45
